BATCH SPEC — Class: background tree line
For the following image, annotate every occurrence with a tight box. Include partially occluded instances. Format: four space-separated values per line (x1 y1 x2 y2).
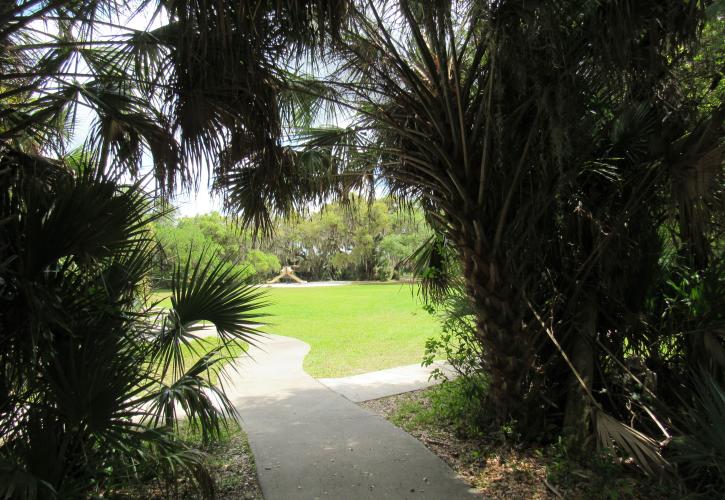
151 198 431 286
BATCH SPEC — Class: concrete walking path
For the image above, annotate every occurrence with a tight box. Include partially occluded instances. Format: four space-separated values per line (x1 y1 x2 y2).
319 361 458 403
225 334 477 499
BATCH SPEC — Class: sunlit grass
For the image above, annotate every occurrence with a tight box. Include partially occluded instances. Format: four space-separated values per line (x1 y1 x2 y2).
150 284 440 378
149 289 173 308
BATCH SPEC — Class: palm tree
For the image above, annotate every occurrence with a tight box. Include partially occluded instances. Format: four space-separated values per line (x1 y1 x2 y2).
1 0 349 496
1 0 349 188
0 147 269 496
220 0 723 452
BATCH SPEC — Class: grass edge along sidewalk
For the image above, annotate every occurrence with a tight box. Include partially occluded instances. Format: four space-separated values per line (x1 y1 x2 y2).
149 283 441 378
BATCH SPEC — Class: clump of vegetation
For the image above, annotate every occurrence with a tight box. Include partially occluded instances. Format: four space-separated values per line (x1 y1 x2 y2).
666 371 725 497
261 198 431 281
390 378 488 439
420 253 725 495
0 155 267 498
108 422 263 499
151 212 281 287
157 338 248 386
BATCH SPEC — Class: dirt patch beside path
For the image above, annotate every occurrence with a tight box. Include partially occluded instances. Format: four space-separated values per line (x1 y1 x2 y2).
360 388 675 500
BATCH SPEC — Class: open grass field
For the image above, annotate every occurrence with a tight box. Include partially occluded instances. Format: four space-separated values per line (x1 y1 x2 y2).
150 284 440 378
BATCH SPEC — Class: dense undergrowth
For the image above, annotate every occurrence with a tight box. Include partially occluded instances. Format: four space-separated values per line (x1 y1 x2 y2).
106 423 262 499
421 262 725 497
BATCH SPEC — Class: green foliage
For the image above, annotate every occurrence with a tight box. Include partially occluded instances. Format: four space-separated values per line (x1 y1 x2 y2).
150 199 429 284
159 338 246 386
245 249 281 278
107 420 261 499
2 0 722 495
673 3 725 117
391 378 489 440
0 152 266 498
423 286 483 382
0 0 349 194
668 372 725 497
543 439 668 500
258 197 432 281
151 212 280 286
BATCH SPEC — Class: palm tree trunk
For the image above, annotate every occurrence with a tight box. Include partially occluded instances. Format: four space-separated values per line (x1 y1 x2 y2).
459 241 534 427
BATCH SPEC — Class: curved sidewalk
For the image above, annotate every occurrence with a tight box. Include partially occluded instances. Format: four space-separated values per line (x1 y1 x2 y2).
319 361 458 403
225 335 478 499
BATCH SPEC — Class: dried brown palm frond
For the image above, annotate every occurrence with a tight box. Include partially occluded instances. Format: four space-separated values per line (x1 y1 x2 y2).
594 409 669 477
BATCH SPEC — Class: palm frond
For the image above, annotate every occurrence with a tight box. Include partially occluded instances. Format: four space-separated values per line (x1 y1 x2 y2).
149 249 265 385
218 125 375 236
169 250 267 343
0 460 57 500
404 234 457 304
145 347 238 443
594 409 669 477
668 372 725 493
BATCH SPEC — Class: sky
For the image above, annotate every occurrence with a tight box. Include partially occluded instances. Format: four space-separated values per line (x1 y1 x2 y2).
60 3 366 218
125 10 222 216
174 170 223 216
58 6 221 216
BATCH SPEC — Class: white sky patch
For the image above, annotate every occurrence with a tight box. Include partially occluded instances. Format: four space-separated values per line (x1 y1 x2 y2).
174 167 223 216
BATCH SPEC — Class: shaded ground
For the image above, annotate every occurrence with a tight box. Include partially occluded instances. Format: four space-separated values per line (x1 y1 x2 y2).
203 424 263 500
108 424 262 499
361 387 676 500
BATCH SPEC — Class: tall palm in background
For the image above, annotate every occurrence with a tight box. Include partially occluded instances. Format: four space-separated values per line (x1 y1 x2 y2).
1 0 348 497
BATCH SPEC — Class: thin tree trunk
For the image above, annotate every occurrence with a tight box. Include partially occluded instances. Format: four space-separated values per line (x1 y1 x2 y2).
563 293 596 447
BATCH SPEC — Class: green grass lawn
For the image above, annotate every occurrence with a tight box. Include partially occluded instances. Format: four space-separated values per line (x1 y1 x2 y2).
259 284 439 377
149 290 173 308
150 284 440 378
161 337 247 386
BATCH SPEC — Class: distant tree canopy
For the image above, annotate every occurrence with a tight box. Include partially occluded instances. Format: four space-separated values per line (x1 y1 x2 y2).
151 212 280 286
151 199 431 285
263 198 431 281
